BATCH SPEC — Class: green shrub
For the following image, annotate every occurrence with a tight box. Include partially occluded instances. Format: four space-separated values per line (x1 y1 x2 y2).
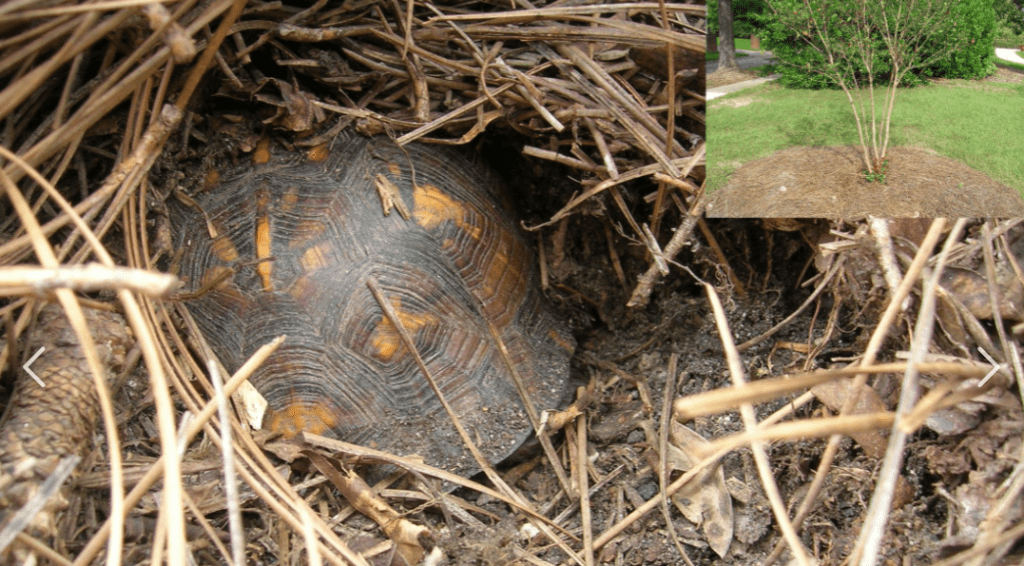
994 19 1024 46
757 0 997 88
753 1 885 89
921 0 997 79
994 0 1024 35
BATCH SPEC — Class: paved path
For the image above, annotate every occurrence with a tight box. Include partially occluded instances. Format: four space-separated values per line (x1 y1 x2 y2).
707 75 781 100
706 49 777 74
707 47 1024 101
706 49 778 100
996 47 1024 65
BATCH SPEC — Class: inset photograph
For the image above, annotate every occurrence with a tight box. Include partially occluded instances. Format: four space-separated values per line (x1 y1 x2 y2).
705 0 1024 218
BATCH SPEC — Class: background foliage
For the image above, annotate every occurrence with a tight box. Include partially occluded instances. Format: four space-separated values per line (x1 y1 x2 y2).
993 0 1024 34
923 0 998 78
755 0 998 88
708 0 769 37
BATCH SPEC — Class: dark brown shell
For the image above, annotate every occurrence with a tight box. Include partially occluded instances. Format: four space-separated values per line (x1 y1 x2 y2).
173 134 574 477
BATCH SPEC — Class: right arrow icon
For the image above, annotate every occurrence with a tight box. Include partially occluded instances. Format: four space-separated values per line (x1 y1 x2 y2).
977 346 1002 387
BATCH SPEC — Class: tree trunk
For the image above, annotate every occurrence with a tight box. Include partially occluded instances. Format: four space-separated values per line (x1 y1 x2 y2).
717 0 739 71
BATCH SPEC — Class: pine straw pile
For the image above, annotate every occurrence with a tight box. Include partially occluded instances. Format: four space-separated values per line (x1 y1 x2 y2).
0 1 706 565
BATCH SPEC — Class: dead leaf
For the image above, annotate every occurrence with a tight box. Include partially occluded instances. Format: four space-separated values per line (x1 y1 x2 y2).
631 44 703 92
356 116 386 136
934 290 972 355
887 218 936 247
254 78 326 132
307 451 428 566
725 477 771 545
259 438 304 463
940 266 1024 322
589 400 646 442
232 379 268 431
948 474 999 541
924 444 972 476
668 421 734 558
925 405 983 436
810 378 888 458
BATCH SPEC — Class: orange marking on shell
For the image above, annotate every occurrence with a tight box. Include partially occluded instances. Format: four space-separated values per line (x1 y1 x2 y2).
280 187 301 212
210 234 239 263
289 218 327 248
256 222 272 290
307 144 330 162
549 329 574 351
268 403 337 437
412 184 481 240
300 242 332 271
256 187 273 290
253 138 272 165
483 241 511 295
412 184 456 230
203 168 221 190
387 162 402 176
370 297 436 361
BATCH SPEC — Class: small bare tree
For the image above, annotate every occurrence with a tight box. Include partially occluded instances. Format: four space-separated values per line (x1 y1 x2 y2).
765 0 974 177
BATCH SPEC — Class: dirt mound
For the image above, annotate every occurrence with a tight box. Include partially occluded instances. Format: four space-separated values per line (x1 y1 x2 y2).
708 66 762 88
706 146 1024 218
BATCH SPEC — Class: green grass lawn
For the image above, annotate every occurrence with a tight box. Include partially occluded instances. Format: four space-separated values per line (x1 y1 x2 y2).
706 36 762 60
708 78 1024 193
721 36 755 51
998 58 1024 72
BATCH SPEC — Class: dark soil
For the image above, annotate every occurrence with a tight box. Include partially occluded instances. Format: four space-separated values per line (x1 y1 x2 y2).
432 214 841 566
458 214 1018 566
706 145 1024 218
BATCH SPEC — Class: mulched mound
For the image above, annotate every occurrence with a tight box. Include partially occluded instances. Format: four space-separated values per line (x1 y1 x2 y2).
986 64 1024 83
707 66 761 88
930 65 1024 87
706 145 1024 218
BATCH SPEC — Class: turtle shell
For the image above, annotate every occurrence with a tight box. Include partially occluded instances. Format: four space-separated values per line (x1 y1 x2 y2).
173 134 574 477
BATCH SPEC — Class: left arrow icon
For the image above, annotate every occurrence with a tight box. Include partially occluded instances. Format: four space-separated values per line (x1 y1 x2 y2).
23 346 45 387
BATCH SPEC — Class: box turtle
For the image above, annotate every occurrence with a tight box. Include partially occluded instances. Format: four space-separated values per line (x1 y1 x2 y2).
173 134 574 478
